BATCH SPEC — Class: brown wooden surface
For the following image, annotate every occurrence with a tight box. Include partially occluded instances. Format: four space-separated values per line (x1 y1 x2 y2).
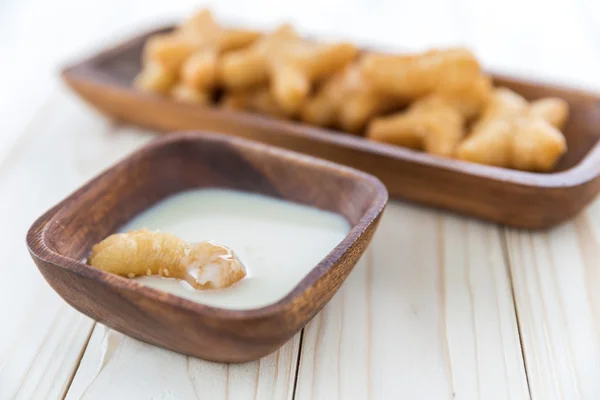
61 27 600 229
25 132 387 363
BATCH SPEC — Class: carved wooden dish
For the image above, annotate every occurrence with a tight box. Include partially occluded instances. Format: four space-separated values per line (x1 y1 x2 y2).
26 132 388 362
62 27 600 229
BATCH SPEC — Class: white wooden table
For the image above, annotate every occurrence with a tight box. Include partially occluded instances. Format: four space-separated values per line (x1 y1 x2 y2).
1 0 599 399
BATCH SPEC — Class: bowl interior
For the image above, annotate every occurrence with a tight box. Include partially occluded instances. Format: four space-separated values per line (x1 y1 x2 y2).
44 132 382 271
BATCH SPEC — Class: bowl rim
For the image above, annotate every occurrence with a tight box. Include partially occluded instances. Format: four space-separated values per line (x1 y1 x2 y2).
26 131 388 321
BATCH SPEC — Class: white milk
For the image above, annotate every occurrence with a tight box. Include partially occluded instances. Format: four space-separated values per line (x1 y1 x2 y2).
124 188 350 310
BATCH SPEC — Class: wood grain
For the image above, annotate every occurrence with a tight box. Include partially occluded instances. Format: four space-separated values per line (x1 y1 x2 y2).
505 194 600 400
296 203 531 399
0 92 153 399
62 26 600 229
65 325 300 400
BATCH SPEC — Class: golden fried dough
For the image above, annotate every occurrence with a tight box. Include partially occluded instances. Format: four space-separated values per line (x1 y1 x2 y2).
221 25 357 114
267 39 358 114
474 87 528 127
456 88 568 171
143 34 197 72
89 229 246 290
367 96 465 157
435 74 493 119
365 73 492 155
300 69 348 127
180 50 218 90
511 118 567 171
132 9 571 172
219 25 297 89
177 10 259 52
171 83 211 104
135 9 260 94
360 48 481 101
133 62 177 94
221 87 291 118
529 98 569 129
301 64 402 133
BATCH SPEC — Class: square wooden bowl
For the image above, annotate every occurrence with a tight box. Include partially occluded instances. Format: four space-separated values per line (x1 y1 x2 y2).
62 27 600 229
26 132 388 362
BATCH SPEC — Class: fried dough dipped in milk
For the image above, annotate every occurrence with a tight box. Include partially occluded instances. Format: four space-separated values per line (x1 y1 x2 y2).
89 229 246 290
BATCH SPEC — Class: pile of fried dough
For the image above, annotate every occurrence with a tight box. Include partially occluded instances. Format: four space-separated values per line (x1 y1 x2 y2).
135 9 569 172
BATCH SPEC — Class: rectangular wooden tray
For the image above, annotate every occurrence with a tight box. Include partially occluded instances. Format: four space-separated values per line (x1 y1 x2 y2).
62 27 600 229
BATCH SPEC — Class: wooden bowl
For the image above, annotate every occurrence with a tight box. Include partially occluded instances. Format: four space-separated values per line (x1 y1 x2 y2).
26 132 387 362
62 26 600 229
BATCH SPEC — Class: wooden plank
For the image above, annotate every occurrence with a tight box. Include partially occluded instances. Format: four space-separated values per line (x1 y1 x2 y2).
0 91 153 399
505 195 600 400
65 326 300 400
0 87 304 399
295 203 530 399
474 0 600 397
0 0 195 396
